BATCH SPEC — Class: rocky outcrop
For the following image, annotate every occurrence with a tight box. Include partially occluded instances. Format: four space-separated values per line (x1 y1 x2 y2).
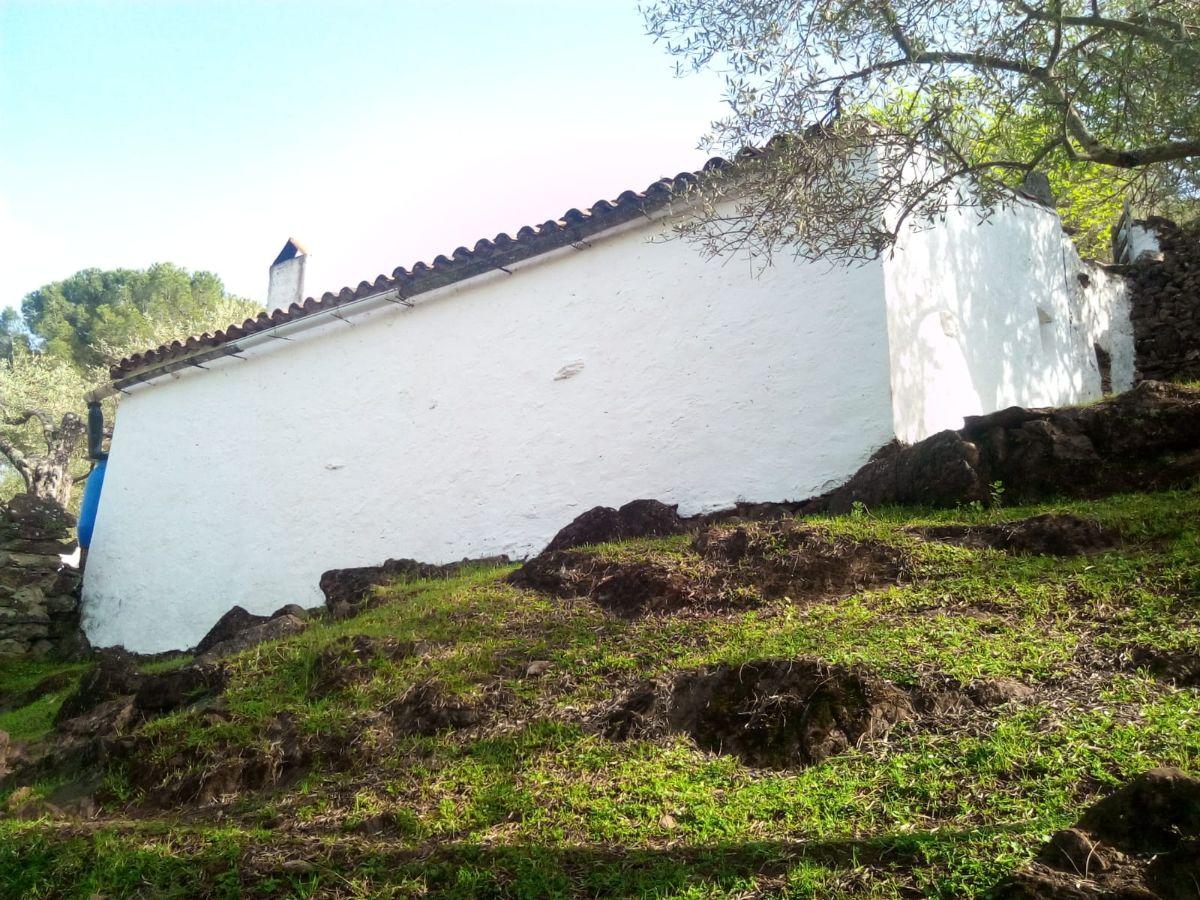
192 604 310 662
0 494 84 658
1126 218 1200 383
811 381 1200 512
319 555 510 615
543 500 684 553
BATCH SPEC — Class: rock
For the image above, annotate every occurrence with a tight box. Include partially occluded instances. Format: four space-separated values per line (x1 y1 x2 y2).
270 604 309 621
524 660 552 678
813 381 1200 512
544 499 684 553
319 555 510 611
57 695 136 737
55 650 141 724
195 614 307 663
193 606 270 655
134 664 227 715
1077 767 1200 854
4 494 76 542
968 678 1036 707
1126 218 1200 383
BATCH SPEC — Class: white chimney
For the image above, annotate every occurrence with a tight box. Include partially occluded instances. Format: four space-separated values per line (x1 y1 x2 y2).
267 238 307 312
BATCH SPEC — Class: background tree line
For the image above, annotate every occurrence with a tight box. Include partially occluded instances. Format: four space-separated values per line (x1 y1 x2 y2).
0 264 261 509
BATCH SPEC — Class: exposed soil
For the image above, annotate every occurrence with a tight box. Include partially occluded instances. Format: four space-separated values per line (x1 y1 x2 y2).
308 635 424 698
1128 645 1200 687
599 658 1032 769
692 522 909 599
115 677 486 809
993 767 1200 899
913 514 1122 556
510 521 909 618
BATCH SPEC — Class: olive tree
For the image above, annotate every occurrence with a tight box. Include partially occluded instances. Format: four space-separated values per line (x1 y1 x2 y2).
644 0 1200 260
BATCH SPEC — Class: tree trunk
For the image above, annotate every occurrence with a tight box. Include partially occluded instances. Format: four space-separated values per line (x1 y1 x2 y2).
0 411 86 509
27 458 76 508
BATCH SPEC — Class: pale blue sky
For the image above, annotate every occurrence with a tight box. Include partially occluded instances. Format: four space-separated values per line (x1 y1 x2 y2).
0 0 726 307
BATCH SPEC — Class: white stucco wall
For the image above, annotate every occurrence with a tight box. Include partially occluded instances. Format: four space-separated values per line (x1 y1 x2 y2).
882 197 1134 443
83 216 898 652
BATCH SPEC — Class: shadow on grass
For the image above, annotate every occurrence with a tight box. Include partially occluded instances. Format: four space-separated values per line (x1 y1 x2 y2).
0 822 1035 897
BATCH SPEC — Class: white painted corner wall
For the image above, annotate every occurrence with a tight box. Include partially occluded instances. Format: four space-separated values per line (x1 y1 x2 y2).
882 197 1134 443
82 216 897 653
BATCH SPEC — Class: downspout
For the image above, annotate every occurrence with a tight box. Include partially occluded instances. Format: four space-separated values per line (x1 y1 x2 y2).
78 399 109 549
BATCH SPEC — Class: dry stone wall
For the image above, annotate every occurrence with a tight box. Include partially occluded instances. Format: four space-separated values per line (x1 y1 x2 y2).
1126 218 1200 383
0 494 83 658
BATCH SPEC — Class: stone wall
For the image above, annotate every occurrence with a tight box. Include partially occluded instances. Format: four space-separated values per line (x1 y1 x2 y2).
0 494 83 658
1126 218 1200 383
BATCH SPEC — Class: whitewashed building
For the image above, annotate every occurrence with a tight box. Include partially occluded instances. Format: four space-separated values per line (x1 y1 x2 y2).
82 156 1133 652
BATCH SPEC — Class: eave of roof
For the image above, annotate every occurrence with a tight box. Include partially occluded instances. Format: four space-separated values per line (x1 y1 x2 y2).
109 151 755 384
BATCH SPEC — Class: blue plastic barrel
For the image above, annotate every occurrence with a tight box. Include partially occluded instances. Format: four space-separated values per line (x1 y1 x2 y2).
78 458 107 549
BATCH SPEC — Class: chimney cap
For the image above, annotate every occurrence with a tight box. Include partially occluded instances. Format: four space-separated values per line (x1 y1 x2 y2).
272 238 308 267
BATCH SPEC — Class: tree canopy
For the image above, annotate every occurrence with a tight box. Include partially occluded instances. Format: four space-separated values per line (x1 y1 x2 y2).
0 263 262 507
645 0 1200 260
13 263 261 370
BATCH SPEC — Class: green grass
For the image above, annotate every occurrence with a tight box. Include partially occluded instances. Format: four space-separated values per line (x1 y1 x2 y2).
0 489 1198 897
0 658 88 742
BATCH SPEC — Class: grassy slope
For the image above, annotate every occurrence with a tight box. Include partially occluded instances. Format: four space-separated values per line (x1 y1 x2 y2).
1 490 1198 898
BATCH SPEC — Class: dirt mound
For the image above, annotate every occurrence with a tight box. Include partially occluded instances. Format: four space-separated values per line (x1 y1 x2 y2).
993 767 1200 898
387 680 481 736
509 549 700 617
1129 646 1200 686
601 659 916 768
126 682 481 808
543 499 685 553
811 381 1200 512
511 521 908 617
693 522 908 599
914 514 1121 556
602 661 1035 768
309 635 422 697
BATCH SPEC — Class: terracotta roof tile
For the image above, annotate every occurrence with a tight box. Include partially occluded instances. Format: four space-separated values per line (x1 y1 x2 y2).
109 152 751 382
